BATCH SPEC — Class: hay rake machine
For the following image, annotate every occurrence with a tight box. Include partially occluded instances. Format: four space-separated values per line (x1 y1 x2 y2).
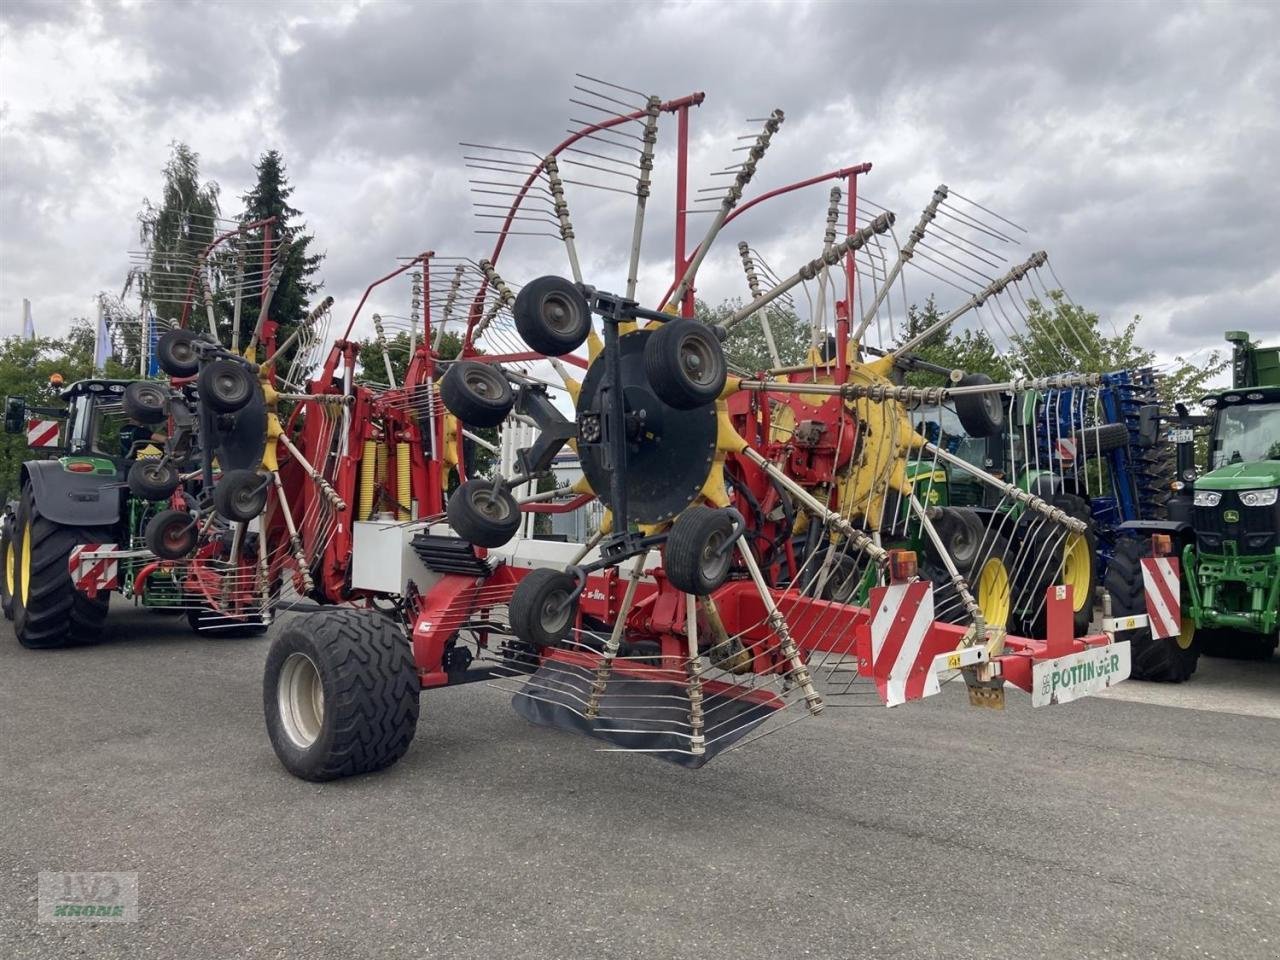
63 79 1136 779
258 78 1136 779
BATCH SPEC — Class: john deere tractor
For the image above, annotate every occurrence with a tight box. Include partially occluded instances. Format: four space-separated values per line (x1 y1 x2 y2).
1103 331 1280 680
0 376 217 648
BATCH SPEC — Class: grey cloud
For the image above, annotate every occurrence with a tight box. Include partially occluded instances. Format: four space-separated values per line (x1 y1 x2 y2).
2 0 1278 373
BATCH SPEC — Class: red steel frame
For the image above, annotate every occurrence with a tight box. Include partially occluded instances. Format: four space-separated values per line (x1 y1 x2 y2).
142 99 1118 710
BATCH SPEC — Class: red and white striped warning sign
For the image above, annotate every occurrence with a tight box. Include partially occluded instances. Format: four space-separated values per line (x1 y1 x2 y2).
867 580 936 706
68 543 120 595
1055 437 1077 462
26 418 60 448
1140 556 1181 639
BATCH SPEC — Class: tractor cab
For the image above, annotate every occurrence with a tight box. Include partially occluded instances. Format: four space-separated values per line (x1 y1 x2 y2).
57 379 137 460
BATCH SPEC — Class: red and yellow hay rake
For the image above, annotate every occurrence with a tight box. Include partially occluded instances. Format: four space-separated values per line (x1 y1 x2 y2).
82 78 1134 780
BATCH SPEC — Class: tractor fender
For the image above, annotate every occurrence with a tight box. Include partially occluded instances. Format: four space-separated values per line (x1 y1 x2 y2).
19 460 122 527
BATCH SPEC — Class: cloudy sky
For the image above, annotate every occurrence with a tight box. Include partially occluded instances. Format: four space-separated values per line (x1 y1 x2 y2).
2 0 1277 373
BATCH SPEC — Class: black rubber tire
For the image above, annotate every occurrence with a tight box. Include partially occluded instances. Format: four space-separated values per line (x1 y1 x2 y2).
145 509 197 560
1 515 15 621
924 532 1013 631
440 361 514 428
263 609 419 781
513 275 592 356
1009 519 1062 637
447 479 521 548
1037 493 1098 637
198 358 257 413
953 373 1005 438
214 469 269 522
122 381 169 424
1199 628 1277 661
818 333 838 364
509 568 578 648
128 459 180 501
820 552 860 604
1103 537 1199 682
644 318 728 411
156 328 200 377
933 507 986 571
11 485 112 649
1074 422 1130 454
665 506 737 595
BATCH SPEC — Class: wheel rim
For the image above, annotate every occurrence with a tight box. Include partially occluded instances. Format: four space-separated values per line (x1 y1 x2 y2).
699 529 731 583
136 385 164 412
1062 532 1091 612
465 368 502 400
541 291 579 334
679 334 716 387
1176 615 1196 651
539 588 571 634
278 652 325 748
163 518 192 554
19 519 31 606
471 487 510 522
231 480 263 516
144 463 171 486
214 369 248 403
4 536 13 599
977 556 1011 628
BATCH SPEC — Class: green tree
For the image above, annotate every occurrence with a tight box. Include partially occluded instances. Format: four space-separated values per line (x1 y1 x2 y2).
239 150 324 350
1008 291 1228 408
895 296 1014 385
697 298 811 372
134 143 222 331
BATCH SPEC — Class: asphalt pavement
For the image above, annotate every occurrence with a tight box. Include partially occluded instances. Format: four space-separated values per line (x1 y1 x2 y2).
1 606 1277 960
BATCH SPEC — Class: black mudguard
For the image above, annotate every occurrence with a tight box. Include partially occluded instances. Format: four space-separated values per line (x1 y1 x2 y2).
20 460 123 527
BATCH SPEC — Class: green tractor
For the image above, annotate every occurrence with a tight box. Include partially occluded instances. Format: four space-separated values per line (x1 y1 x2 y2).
1104 331 1280 679
0 377 211 648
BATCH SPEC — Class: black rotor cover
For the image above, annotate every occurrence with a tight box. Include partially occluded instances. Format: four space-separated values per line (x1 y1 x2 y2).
576 329 717 525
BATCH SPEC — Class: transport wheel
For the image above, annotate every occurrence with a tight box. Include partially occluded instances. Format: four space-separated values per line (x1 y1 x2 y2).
128 458 180 501
198 358 257 413
122 381 168 424
970 535 1013 631
1103 537 1199 682
819 552 861 604
1 515 15 620
214 469 269 522
145 509 197 560
11 485 111 649
263 609 420 781
665 506 737 595
440 360 515 428
1074 422 1130 454
953 373 1005 437
447 479 521 548
156 328 200 377
644 318 728 410
933 507 986 571
509 568 578 648
513 275 592 356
